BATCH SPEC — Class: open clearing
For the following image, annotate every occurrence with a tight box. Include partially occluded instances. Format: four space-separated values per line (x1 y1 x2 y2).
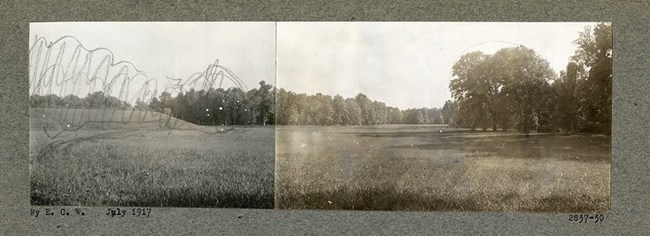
275 125 610 212
30 108 275 208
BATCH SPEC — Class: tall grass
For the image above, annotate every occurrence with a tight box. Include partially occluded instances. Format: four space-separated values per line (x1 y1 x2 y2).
275 126 610 212
30 127 275 208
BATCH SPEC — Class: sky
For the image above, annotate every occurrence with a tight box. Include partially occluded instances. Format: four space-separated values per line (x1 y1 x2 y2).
29 22 276 100
29 22 599 109
277 22 598 109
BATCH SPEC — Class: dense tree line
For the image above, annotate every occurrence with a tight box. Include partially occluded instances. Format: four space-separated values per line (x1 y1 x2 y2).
448 23 612 134
30 81 276 126
31 80 448 126
275 89 445 125
146 81 275 125
30 92 131 110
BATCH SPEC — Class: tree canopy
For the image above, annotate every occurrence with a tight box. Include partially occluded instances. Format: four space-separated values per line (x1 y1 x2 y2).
275 89 446 126
448 23 612 134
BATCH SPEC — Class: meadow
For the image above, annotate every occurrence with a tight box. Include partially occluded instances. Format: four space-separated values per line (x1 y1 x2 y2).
30 108 275 208
275 125 611 212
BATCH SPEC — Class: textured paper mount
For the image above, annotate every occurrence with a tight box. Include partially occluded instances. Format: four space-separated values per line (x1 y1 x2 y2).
4 2 647 233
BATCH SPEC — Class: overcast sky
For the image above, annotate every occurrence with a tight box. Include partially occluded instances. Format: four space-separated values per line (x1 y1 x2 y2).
277 22 597 109
30 22 276 97
30 22 598 109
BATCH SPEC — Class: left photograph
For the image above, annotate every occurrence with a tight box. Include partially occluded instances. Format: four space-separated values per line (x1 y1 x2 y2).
29 22 276 208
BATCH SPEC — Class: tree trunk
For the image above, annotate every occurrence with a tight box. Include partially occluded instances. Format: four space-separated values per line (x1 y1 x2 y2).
523 119 529 134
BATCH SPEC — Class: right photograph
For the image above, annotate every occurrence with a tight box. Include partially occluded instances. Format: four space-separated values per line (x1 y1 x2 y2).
275 22 611 212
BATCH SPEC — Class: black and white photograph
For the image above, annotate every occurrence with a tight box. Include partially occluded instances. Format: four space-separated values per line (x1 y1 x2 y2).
27 21 613 212
274 22 612 212
29 22 276 208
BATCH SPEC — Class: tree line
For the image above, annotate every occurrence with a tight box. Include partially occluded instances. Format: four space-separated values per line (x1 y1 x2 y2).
447 23 611 134
275 89 445 125
145 81 275 126
30 83 448 126
30 92 131 110
30 23 611 133
30 81 276 126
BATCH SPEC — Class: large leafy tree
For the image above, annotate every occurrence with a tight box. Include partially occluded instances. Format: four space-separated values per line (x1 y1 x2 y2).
553 62 580 134
493 46 555 133
572 23 612 134
450 46 555 133
450 51 495 130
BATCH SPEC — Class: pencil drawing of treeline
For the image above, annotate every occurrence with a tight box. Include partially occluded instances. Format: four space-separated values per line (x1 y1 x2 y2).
29 23 276 208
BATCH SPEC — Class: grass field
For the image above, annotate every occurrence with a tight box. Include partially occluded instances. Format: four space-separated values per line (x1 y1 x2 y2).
30 108 275 208
275 125 610 212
